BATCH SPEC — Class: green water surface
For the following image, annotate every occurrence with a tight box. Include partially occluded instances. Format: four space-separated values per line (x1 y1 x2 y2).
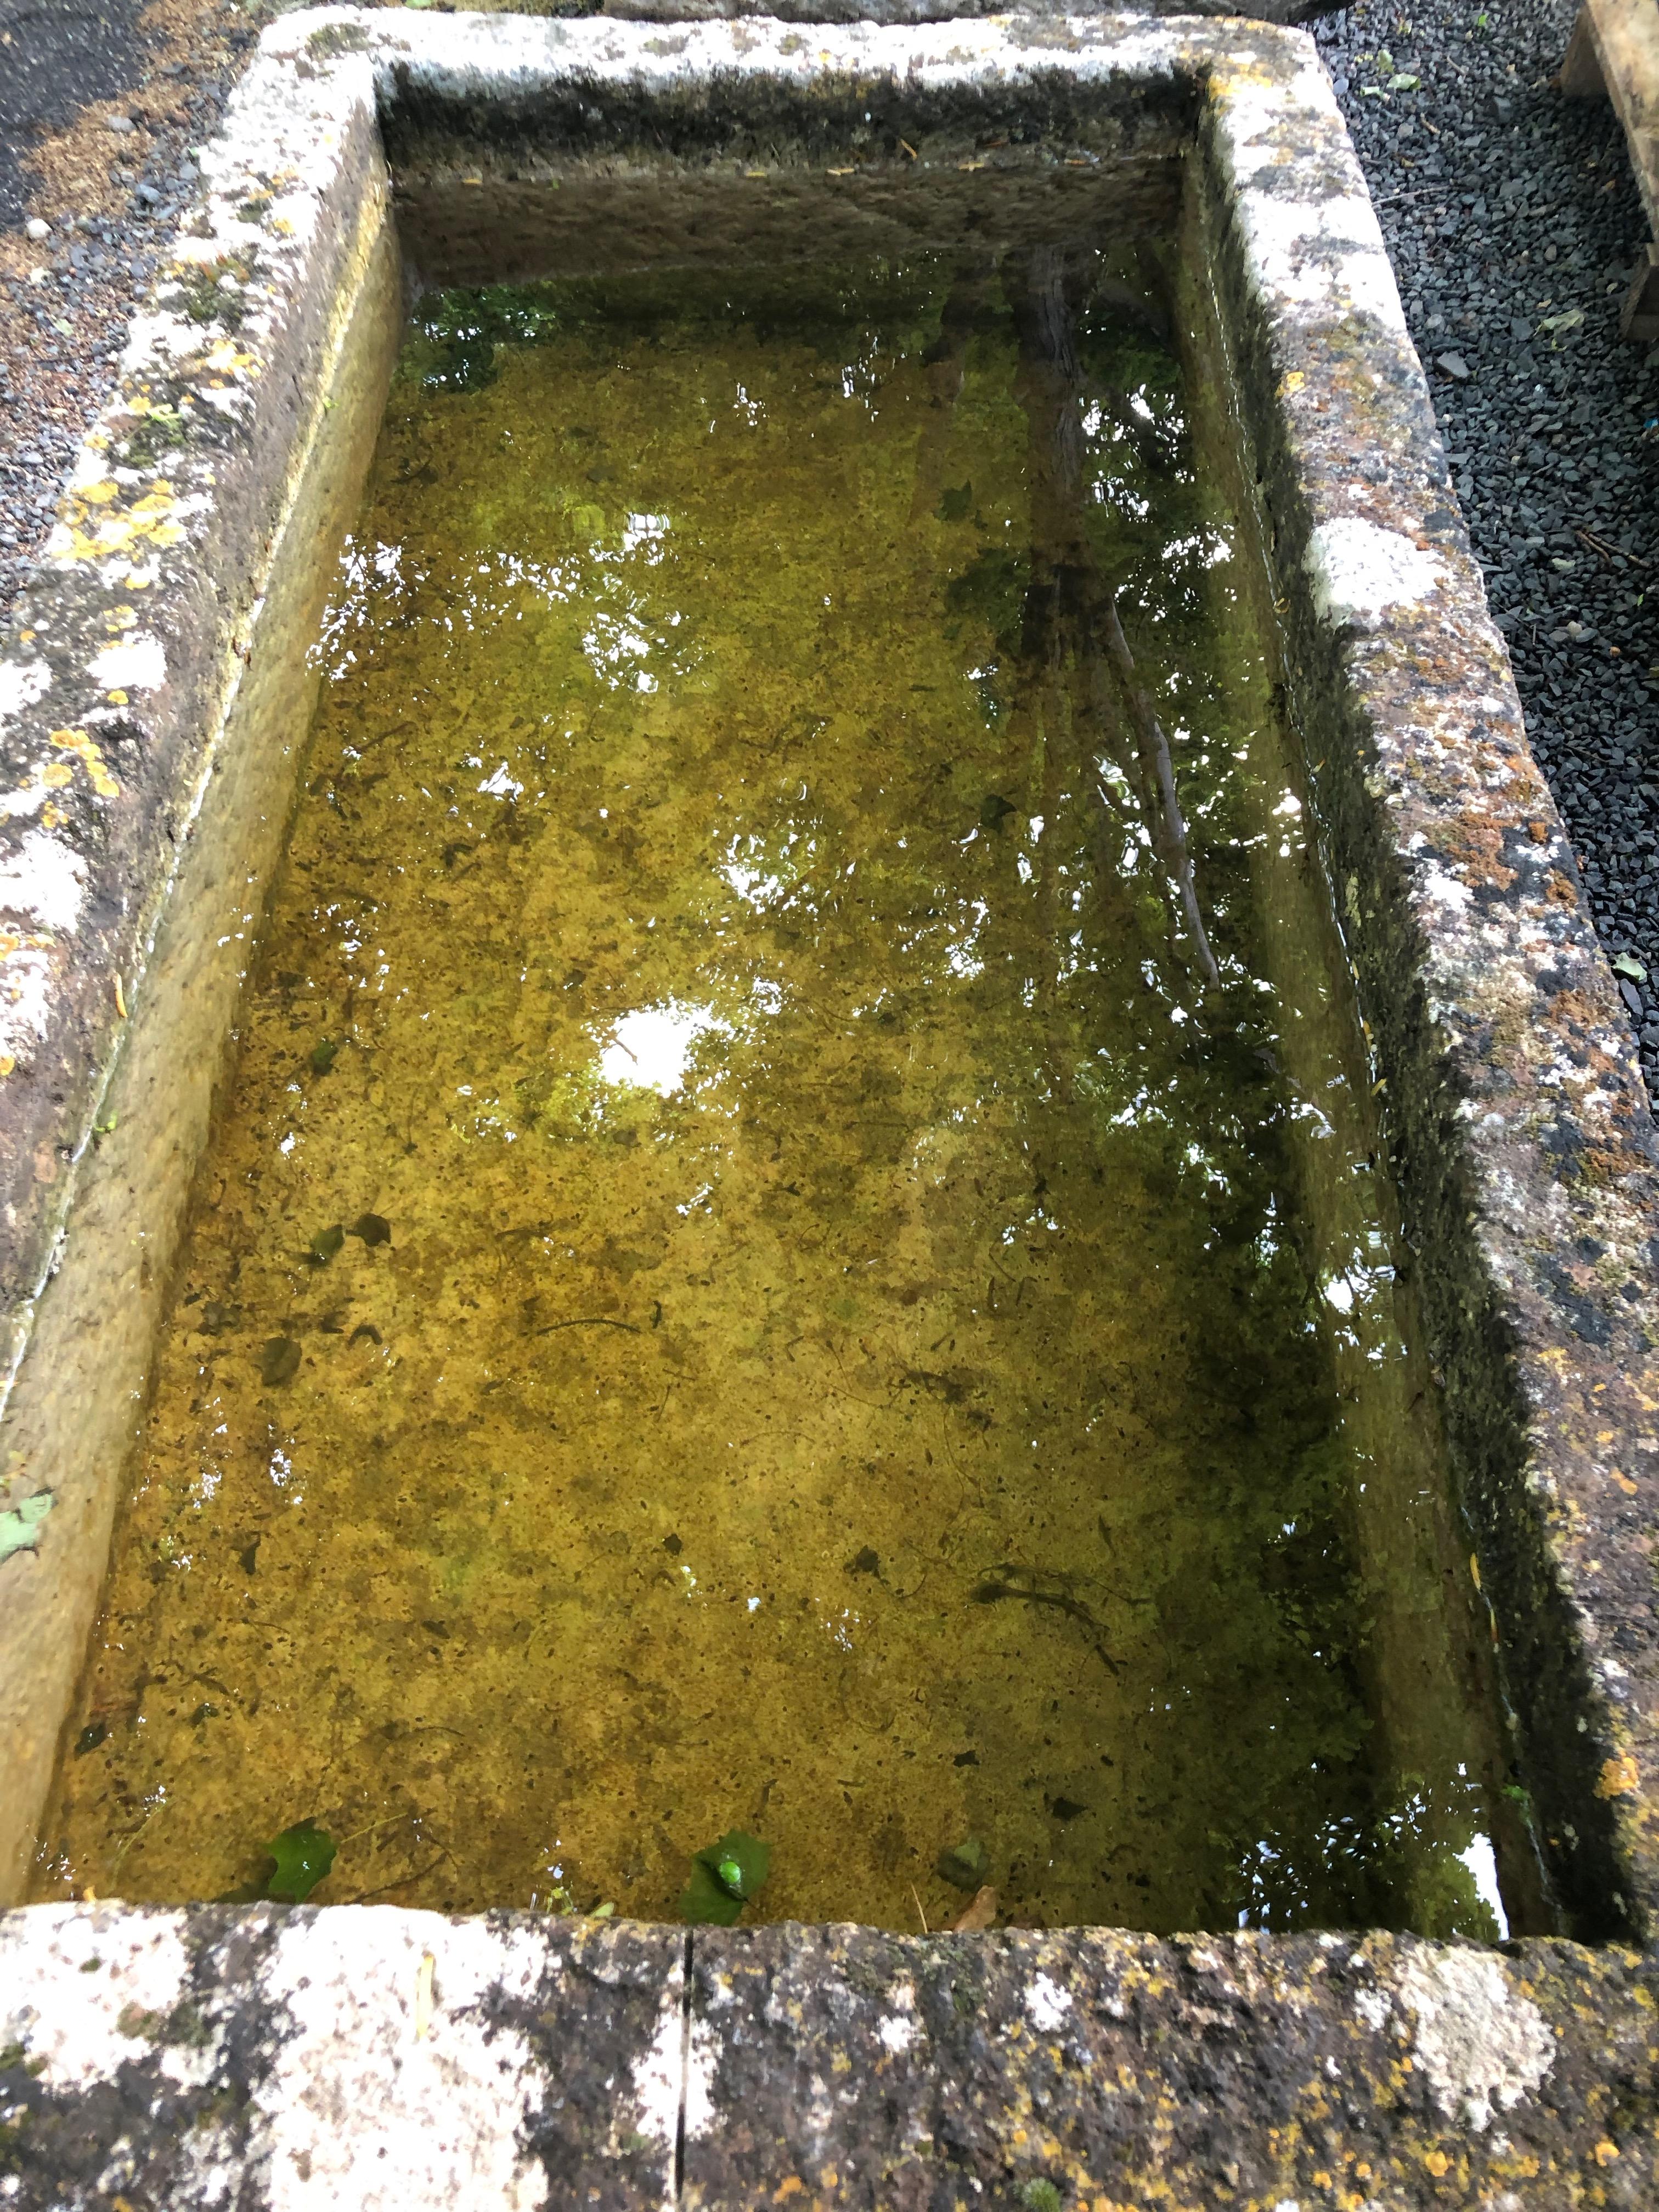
42 244 1542 1937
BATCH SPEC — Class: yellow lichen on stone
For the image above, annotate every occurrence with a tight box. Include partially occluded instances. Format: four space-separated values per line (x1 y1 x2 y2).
204 339 257 376
57 477 185 563
49 728 120 801
1596 1754 1640 1798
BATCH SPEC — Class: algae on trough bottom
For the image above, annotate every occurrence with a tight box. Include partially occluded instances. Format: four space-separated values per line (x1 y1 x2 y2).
42 247 1534 1936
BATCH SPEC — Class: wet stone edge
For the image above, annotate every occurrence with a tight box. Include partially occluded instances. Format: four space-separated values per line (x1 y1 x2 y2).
1197 11 1659 1940
2 1907 1658 2205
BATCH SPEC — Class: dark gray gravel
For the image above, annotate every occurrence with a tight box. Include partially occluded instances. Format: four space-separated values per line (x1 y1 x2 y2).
0 0 146 227
0 0 259 619
1318 0 1659 1104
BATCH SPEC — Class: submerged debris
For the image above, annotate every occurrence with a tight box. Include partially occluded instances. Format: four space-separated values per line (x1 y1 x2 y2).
969 1567 1121 1675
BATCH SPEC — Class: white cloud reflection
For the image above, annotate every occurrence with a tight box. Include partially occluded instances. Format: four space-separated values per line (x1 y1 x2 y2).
599 1002 728 1096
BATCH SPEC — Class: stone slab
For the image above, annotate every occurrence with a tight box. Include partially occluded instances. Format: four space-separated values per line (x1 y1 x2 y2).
686 1923 1659 2208
0 1903 686 2210
3 1908 1657 2207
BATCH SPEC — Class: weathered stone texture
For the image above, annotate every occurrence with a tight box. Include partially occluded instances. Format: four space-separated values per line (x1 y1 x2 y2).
685 1925 1659 2209
0 1904 685 2209
3 1910 1657 2208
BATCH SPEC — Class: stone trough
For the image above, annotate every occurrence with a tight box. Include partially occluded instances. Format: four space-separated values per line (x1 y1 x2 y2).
1 8 1657 2202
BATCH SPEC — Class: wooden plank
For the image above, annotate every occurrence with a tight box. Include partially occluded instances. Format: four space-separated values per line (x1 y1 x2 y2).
1560 0 1659 240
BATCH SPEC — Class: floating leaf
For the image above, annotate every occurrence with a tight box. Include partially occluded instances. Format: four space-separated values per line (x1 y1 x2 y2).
936 1835 989 1891
310 1223 345 1263
349 1213 392 1248
936 481 973 523
703 1828 770 1898
680 1859 743 1925
847 1546 881 1576
952 1884 998 1932
259 1336 302 1387
264 1819 336 1903
979 793 1018 831
680 1829 771 1923
309 1038 341 1076
0 1490 53 1565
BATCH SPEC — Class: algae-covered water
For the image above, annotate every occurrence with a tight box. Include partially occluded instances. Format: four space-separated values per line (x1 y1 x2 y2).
41 242 1543 1936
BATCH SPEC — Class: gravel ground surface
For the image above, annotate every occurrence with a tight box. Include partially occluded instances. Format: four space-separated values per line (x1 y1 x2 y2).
1318 0 1659 1104
0 0 261 616
2 0 1657 1098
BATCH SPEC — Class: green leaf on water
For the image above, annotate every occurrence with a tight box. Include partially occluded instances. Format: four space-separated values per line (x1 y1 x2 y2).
936 1835 989 1891
264 1819 336 1902
309 1038 341 1075
349 1212 392 1249
310 1223 345 1263
936 481 973 523
680 1829 771 1923
0 1489 53 1565
259 1336 302 1387
680 1860 743 1925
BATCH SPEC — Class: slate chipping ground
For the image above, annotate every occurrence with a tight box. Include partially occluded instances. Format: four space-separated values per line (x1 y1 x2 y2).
1317 0 1659 1103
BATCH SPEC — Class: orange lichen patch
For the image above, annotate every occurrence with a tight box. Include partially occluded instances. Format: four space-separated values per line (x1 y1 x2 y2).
54 479 185 564
49 727 120 801
1598 1755 1641 1799
202 339 258 377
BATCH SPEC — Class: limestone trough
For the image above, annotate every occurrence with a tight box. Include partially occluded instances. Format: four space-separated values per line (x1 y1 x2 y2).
1 8 1657 2203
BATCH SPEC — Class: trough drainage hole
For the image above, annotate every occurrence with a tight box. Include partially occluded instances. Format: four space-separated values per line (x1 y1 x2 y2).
39 240 1547 1940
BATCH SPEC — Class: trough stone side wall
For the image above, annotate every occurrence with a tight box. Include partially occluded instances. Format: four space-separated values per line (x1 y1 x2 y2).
3 1904 1658 2208
0 38 400 1901
1196 22 1659 1944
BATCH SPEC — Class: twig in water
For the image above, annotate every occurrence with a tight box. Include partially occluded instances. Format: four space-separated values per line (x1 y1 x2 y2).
971 1577 1122 1674
533 1316 641 1335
